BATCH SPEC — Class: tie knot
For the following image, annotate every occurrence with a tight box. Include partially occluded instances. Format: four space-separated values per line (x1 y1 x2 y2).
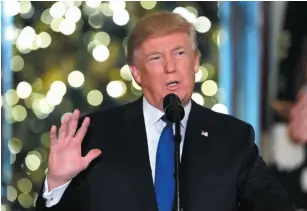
161 115 172 125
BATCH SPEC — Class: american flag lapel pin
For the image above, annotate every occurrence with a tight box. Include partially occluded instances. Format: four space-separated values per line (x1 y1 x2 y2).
201 130 208 137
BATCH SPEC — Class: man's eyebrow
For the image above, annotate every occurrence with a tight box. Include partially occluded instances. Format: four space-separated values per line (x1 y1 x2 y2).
145 46 184 57
145 51 161 57
172 46 184 51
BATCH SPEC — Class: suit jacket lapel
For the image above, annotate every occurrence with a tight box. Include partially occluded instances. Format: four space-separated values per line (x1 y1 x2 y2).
118 97 158 211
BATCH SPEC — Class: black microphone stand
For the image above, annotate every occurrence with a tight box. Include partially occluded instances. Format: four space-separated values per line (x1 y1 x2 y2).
174 120 182 211
163 93 184 211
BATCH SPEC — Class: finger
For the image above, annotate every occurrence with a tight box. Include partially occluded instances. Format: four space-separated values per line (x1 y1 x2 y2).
82 149 102 169
67 109 80 137
50 125 57 146
74 117 90 142
58 114 71 140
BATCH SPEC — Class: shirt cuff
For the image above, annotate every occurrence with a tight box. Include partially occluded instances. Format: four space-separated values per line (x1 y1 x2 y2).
42 175 72 207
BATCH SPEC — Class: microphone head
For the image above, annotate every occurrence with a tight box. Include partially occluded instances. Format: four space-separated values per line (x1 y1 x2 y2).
163 93 185 123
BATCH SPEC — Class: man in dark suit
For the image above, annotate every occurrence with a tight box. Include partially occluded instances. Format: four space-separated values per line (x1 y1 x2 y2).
36 11 294 211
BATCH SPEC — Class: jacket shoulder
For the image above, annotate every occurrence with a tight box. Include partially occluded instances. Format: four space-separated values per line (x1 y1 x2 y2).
195 103 253 131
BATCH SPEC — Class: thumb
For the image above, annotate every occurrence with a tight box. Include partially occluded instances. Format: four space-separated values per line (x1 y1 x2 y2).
82 149 102 169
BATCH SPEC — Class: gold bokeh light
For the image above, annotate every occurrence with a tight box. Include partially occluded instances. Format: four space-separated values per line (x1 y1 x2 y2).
17 178 33 194
7 186 18 202
140 1 157 10
16 81 32 99
12 105 27 122
201 80 218 96
106 80 127 98
68 70 85 88
87 90 103 106
5 89 19 106
25 151 42 171
18 193 33 209
8 137 22 154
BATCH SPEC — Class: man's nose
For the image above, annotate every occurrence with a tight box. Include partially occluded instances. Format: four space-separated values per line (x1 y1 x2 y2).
164 56 175 73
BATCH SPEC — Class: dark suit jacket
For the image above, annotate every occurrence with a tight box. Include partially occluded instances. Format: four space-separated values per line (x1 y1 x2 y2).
36 97 294 211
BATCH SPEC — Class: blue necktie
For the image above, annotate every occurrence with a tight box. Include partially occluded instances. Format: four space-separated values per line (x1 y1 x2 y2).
155 117 175 211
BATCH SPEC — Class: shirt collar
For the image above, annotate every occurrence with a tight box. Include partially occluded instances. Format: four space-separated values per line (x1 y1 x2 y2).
142 96 191 129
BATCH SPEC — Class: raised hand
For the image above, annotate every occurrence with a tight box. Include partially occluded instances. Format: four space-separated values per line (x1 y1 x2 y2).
47 109 102 190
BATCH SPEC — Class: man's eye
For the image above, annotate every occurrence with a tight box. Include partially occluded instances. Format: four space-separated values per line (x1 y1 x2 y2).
176 51 185 55
150 56 160 60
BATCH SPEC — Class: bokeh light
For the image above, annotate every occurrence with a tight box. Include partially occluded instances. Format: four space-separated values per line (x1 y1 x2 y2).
88 12 104 29
68 70 85 88
38 32 52 48
109 1 126 11
51 18 63 32
16 26 36 52
60 19 76 35
16 81 32 99
192 92 205 105
7 186 18 202
50 2 66 18
19 1 32 15
8 137 22 154
39 98 55 114
10 55 24 72
106 81 127 98
41 9 52 24
18 193 33 208
173 7 197 24
195 66 209 83
85 0 102 8
4 89 19 106
25 151 42 171
65 6 82 22
212 104 228 114
4 0 20 16
201 80 218 96
92 45 109 62
100 3 113 16
17 178 32 194
12 105 27 122
94 32 111 46
112 9 129 26
195 16 211 33
87 90 103 106
50 81 67 96
120 64 133 81
140 1 157 10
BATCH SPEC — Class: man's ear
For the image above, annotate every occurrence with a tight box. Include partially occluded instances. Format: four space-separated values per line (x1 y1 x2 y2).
194 50 201 73
129 65 142 85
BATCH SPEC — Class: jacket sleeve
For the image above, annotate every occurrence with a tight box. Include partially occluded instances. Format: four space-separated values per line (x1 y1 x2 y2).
35 172 88 211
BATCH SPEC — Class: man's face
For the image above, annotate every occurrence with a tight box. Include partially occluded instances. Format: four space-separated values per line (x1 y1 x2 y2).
130 32 200 110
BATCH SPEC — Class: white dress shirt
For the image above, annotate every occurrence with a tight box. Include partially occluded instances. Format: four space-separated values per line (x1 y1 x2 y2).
43 97 191 207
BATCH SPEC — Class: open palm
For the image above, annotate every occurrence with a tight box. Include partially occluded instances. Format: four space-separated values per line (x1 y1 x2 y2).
47 109 101 190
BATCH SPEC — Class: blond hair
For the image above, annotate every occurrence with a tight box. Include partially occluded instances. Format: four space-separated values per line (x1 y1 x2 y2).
126 11 198 65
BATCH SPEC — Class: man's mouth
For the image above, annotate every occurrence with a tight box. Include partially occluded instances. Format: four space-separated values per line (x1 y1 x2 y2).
166 81 180 90
167 81 179 87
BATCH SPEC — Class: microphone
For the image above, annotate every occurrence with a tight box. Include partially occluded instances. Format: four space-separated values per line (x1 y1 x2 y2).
163 93 185 123
163 93 184 211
